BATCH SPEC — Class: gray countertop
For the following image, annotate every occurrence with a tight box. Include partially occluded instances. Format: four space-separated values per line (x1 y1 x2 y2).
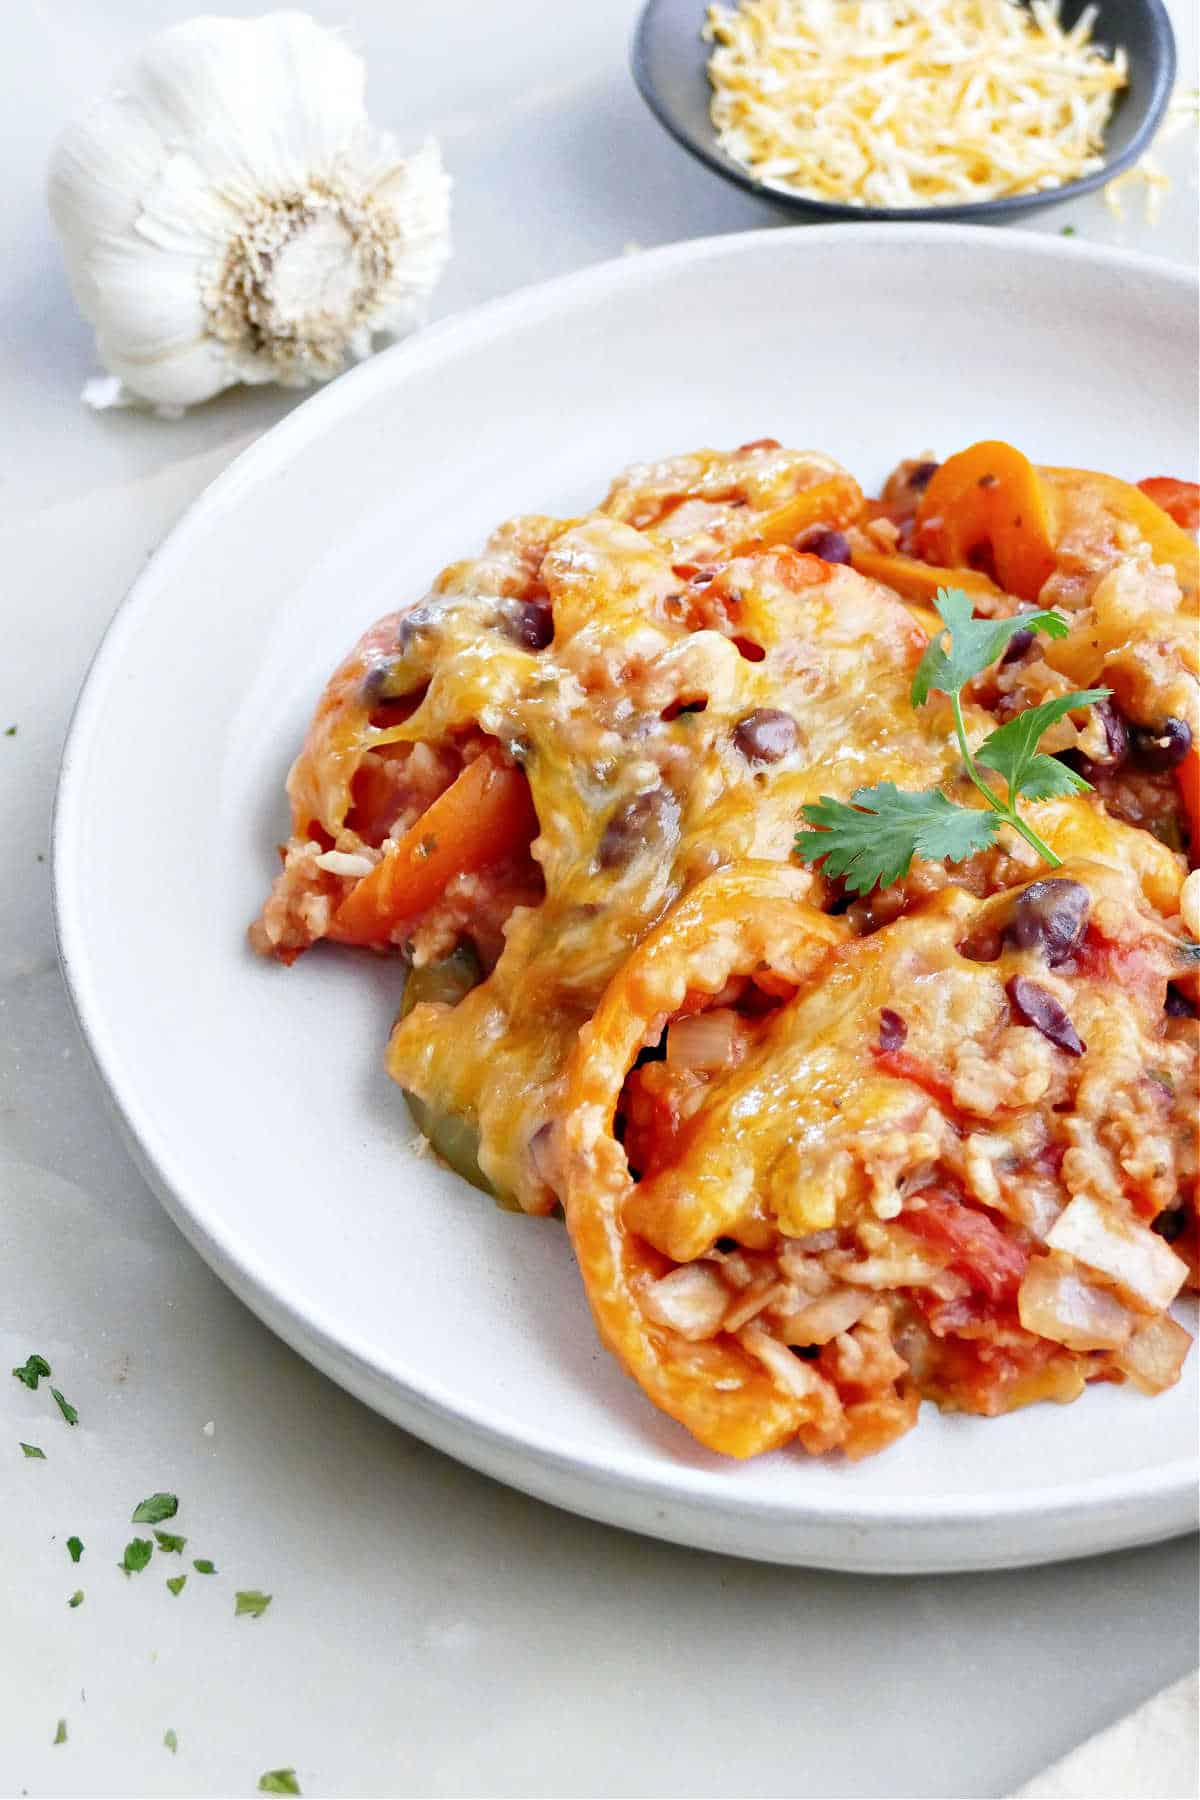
2 4 1197 1796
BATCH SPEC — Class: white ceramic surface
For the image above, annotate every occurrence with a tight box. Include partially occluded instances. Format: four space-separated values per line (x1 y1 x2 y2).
53 224 1199 1576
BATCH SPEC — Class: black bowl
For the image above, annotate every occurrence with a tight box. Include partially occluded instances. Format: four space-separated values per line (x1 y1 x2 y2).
632 0 1177 222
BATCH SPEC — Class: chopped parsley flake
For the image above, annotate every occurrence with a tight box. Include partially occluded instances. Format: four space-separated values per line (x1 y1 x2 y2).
1061 224 1076 236
192 1558 216 1575
258 1770 300 1795
54 1718 67 1745
20 1442 46 1459
120 1537 154 1574
154 1529 187 1553
164 1729 178 1754
68 1590 84 1608
131 1492 178 1525
67 1536 84 1563
4 725 16 738
12 1354 51 1389
235 1589 272 1619
166 1574 187 1597
51 1387 79 1426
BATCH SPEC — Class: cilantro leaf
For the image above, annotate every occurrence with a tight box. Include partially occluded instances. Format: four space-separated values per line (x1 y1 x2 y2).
910 588 1068 706
120 1537 154 1574
54 1718 67 1745
795 785 998 894
154 1530 187 1553
51 1388 79 1426
67 1536 84 1563
131 1492 178 1525
68 1590 84 1608
164 1729 179 1755
21 1442 46 1459
258 1771 300 1795
12 1354 51 1389
975 689 1111 799
166 1575 187 1596
235 1589 272 1619
192 1557 217 1574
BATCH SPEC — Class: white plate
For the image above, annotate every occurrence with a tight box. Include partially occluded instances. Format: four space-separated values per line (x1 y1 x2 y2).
55 225 1199 1573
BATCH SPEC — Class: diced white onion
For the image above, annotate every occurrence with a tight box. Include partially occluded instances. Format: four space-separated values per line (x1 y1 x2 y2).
777 1286 874 1346
639 1265 729 1341
1017 1253 1134 1351
314 850 376 878
666 1008 741 1071
1046 1195 1189 1312
1111 1311 1193 1394
739 1324 842 1411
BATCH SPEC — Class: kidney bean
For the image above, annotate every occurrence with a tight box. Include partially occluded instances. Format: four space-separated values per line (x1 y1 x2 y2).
734 708 798 764
504 597 554 651
909 460 939 491
1072 697 1129 773
396 601 442 652
597 786 679 868
1006 975 1085 1055
877 1008 907 1052
999 627 1036 666
797 527 851 565
1005 878 1090 966
1129 716 1192 771
1165 983 1198 1019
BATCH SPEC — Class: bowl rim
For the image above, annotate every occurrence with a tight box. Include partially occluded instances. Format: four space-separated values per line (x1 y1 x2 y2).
631 0 1178 223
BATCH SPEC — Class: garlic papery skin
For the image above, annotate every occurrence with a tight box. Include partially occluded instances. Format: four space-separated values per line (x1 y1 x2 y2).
48 12 451 412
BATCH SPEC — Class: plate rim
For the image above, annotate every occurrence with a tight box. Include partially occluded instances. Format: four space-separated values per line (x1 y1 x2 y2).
53 222 1200 1564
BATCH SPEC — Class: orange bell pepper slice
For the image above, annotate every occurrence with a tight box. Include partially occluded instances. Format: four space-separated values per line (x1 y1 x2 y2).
331 745 537 947
728 472 865 555
1178 746 1200 867
1040 469 1199 610
915 441 1058 602
1138 478 1200 533
849 545 1004 633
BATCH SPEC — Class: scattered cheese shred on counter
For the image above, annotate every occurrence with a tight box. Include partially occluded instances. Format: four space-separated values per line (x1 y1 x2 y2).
704 0 1127 208
1105 89 1199 224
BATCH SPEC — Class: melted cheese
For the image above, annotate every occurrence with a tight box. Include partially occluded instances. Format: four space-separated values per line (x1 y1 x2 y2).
704 0 1127 209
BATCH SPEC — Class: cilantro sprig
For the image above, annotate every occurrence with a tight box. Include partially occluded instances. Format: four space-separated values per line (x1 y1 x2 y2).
795 588 1108 894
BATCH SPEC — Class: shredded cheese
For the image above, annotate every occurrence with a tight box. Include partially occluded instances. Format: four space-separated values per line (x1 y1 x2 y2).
704 0 1127 208
1104 89 1199 224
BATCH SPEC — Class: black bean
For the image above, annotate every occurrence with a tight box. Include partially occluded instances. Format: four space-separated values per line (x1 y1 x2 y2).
790 1345 821 1361
597 786 679 869
909 460 939 491
504 598 554 651
1000 627 1036 666
1129 716 1192 771
1006 975 1085 1055
1005 878 1091 966
1165 983 1198 1019
878 1008 907 1052
1151 1208 1187 1243
734 708 798 764
715 1236 739 1253
798 527 852 565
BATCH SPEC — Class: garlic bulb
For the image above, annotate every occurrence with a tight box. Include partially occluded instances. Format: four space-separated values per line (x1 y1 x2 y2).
48 12 451 413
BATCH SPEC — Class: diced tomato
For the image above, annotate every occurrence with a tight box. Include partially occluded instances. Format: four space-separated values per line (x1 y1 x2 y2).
619 1061 702 1181
873 1047 959 1113
1137 477 1200 532
903 1188 1028 1304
